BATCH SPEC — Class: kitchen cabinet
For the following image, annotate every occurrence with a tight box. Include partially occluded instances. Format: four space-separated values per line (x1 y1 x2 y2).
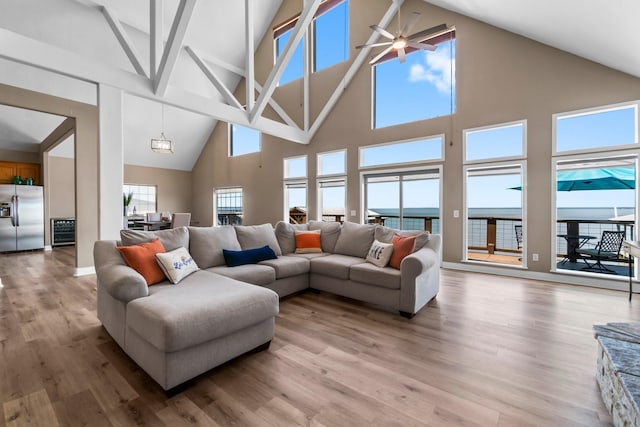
0 161 41 185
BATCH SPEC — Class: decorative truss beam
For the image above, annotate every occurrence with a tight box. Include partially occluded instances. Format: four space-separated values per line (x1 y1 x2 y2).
101 5 148 78
150 0 163 81
154 0 197 95
249 0 322 124
185 46 244 110
245 0 255 112
0 28 307 143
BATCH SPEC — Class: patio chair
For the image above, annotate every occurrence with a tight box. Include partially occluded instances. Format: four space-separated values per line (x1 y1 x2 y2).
515 225 523 251
576 230 625 273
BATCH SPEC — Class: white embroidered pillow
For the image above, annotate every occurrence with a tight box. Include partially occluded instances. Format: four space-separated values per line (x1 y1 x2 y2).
155 247 199 284
366 239 394 268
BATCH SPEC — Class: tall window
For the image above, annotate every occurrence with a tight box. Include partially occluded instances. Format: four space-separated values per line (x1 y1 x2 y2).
465 165 524 267
229 124 260 157
363 169 440 232
123 184 157 215
215 188 243 225
274 0 349 85
313 0 348 72
553 101 639 278
284 156 307 223
317 150 346 222
373 31 455 128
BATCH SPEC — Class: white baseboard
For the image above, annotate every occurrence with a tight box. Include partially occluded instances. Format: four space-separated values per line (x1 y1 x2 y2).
44 245 52 251
441 261 635 294
74 266 96 277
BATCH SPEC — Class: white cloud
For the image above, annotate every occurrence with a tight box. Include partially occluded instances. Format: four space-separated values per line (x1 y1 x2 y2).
408 45 456 93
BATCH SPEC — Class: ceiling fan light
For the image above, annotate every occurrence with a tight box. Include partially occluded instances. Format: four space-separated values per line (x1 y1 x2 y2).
151 133 174 153
392 38 407 50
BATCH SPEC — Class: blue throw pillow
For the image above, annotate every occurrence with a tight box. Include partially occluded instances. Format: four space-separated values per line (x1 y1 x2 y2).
223 245 277 267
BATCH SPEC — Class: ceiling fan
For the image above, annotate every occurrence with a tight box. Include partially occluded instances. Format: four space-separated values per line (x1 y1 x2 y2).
356 9 448 64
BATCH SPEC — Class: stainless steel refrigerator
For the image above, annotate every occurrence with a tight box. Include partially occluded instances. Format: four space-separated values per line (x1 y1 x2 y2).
0 184 44 252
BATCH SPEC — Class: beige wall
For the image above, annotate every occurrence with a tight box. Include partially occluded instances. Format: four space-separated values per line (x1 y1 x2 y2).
124 164 192 217
0 149 39 163
192 0 640 276
44 155 75 246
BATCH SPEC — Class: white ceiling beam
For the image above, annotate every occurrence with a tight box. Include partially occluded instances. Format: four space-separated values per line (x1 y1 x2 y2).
150 0 163 81
249 0 322 124
0 28 307 143
101 5 148 78
303 0 310 131
185 46 244 110
307 0 403 141
245 0 255 112
194 53 300 129
154 0 197 95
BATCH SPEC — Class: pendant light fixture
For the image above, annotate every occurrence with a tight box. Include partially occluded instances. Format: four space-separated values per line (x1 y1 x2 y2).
151 103 174 153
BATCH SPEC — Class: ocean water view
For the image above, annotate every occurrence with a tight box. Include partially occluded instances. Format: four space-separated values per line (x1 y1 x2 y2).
369 207 636 252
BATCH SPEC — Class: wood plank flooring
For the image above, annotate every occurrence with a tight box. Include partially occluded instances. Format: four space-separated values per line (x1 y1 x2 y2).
1 247 639 426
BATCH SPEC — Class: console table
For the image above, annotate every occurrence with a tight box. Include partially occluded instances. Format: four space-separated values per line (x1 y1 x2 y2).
623 241 639 301
594 322 640 426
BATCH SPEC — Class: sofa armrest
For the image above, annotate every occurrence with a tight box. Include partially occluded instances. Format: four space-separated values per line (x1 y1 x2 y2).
399 234 441 315
94 240 149 303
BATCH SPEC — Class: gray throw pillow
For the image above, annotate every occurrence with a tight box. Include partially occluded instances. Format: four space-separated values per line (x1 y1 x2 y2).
308 220 341 253
234 223 283 256
374 225 430 252
332 221 375 258
188 226 241 268
120 227 189 251
274 221 309 254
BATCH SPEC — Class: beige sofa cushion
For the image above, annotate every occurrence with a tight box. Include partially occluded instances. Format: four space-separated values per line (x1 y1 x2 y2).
208 264 276 286
188 226 241 269
332 221 375 258
274 221 309 254
235 224 282 256
259 255 310 279
350 263 401 290
310 254 367 280
126 270 278 352
308 220 341 253
120 227 189 251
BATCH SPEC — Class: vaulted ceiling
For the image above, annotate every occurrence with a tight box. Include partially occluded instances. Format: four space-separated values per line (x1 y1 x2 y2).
0 0 638 170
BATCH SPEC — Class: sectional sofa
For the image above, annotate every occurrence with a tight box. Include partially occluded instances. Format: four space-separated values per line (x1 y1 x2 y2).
93 221 441 390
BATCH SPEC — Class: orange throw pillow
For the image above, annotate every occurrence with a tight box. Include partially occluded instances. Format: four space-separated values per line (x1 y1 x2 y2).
295 230 322 254
117 238 167 285
389 234 416 269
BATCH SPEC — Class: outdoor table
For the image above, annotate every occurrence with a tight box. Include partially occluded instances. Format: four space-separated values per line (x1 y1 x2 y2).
557 234 596 263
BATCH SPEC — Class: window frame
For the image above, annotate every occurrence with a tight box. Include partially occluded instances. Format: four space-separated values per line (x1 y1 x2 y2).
317 148 346 177
371 29 456 129
462 160 527 268
228 123 261 157
273 0 349 85
463 119 527 164
214 187 244 226
359 165 443 234
552 100 639 156
358 134 445 170
283 155 308 222
123 183 157 215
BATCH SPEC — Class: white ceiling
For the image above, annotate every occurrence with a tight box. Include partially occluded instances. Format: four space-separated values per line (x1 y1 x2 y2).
0 0 638 170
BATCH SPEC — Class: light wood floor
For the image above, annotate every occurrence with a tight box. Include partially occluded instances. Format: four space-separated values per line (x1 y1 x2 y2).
1 247 639 426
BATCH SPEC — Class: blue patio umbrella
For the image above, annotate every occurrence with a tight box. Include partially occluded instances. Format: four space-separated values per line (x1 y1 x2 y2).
510 167 636 191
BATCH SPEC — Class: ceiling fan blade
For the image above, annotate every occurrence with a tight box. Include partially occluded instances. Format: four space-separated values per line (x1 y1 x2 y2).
398 48 406 64
370 24 395 40
408 23 448 41
369 46 394 64
355 41 393 49
408 41 436 51
401 12 421 37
